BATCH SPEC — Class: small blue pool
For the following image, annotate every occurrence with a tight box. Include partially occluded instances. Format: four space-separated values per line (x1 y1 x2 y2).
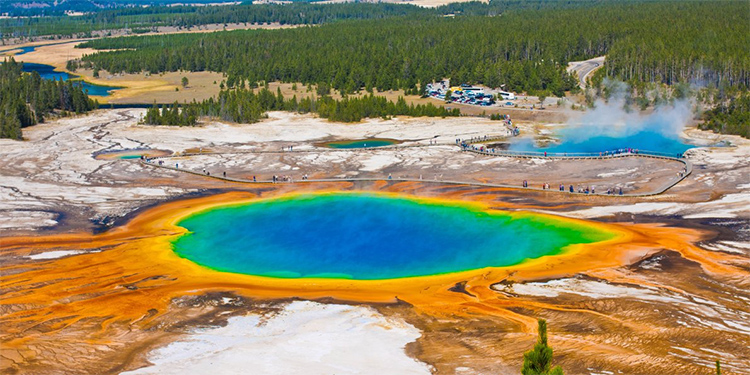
320 138 401 149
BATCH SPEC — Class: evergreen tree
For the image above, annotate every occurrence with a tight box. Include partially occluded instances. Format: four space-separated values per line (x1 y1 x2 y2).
521 319 564 375
538 93 547 109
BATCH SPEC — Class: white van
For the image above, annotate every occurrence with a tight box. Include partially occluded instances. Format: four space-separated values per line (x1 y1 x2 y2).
498 91 516 100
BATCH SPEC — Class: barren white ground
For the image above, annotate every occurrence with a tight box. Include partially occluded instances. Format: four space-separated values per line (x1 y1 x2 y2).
122 301 431 375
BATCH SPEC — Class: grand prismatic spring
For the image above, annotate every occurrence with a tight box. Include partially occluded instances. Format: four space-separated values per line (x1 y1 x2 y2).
172 193 615 279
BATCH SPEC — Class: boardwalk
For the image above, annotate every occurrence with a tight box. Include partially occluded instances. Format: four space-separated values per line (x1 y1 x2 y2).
139 136 692 198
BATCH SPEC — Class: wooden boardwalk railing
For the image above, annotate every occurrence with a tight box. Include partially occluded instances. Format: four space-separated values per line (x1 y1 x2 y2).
139 136 692 197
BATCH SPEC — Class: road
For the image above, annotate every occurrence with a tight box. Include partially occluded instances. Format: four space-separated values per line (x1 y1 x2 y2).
567 56 606 88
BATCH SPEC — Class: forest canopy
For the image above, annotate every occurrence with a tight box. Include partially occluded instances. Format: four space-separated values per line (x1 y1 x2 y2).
75 1 749 97
1 0 612 39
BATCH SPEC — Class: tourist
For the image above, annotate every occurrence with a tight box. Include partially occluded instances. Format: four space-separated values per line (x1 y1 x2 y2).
223 171 226 178
388 173 392 180
619 187 623 195
253 175 256 182
175 163 179 169
570 184 574 193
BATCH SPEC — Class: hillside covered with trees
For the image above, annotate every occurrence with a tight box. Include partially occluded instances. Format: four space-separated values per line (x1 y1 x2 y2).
0 58 97 139
75 1 748 99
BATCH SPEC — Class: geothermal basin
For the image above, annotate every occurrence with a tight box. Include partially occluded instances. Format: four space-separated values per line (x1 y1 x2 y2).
172 193 615 279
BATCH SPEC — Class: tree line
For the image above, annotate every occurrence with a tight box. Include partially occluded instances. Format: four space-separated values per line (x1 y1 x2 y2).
700 93 750 138
0 0 248 17
0 58 97 139
1 2 430 40
142 87 459 126
75 1 748 98
2 0 613 40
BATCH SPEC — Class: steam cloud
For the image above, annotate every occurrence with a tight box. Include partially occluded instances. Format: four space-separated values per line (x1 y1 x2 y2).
564 80 694 141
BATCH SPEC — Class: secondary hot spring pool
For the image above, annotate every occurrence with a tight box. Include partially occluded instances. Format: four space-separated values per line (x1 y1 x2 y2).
509 129 694 156
93 148 172 160
172 193 615 279
319 138 401 149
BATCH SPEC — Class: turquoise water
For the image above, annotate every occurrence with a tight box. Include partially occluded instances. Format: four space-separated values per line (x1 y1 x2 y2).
172 194 613 280
509 128 694 156
324 139 399 149
119 155 143 159
21 62 121 97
